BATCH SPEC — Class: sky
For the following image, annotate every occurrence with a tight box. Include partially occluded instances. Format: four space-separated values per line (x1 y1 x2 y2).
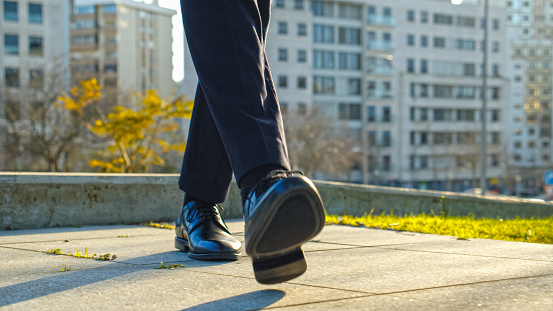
135 0 185 82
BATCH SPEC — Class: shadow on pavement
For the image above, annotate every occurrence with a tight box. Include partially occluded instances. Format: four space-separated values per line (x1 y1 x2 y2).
0 252 233 308
181 290 286 311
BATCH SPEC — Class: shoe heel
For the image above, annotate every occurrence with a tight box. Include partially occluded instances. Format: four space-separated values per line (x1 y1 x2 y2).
174 237 190 252
252 248 307 284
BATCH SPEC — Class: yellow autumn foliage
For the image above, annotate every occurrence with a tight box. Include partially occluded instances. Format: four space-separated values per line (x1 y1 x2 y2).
58 79 193 173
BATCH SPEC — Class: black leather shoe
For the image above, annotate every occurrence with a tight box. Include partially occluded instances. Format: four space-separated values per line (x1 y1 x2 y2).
243 171 325 284
175 200 241 261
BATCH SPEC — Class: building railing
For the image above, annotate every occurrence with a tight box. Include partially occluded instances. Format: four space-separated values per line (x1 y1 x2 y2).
367 15 395 26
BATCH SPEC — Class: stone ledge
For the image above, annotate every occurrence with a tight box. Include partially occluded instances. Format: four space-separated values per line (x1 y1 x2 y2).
1 173 552 230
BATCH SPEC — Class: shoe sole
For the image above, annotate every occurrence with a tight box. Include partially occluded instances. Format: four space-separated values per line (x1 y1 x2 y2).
174 236 240 261
246 176 325 284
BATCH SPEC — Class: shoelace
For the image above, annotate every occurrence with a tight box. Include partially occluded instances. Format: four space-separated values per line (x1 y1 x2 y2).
186 202 223 223
249 170 304 199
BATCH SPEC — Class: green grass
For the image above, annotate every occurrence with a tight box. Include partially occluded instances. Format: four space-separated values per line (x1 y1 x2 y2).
325 211 553 244
43 246 117 261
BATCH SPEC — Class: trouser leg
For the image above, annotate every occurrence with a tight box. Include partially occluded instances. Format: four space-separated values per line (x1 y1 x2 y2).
178 0 290 203
179 84 233 203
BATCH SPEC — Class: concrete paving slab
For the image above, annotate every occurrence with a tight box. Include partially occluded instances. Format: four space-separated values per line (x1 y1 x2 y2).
378 238 553 262
1 262 363 310
284 245 553 294
391 274 553 311
0 225 167 244
316 224 455 247
263 293 474 310
2 222 552 310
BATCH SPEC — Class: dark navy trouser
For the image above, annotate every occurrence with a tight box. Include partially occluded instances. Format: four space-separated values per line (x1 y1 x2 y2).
178 0 290 204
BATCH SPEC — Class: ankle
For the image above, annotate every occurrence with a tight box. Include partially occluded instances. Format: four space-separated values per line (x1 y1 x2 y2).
238 165 286 205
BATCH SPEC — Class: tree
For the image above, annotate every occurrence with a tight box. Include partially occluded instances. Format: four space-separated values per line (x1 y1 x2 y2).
59 83 193 173
283 108 360 181
0 66 92 172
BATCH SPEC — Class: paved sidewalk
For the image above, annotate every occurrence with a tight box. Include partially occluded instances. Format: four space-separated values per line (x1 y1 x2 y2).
1 221 552 310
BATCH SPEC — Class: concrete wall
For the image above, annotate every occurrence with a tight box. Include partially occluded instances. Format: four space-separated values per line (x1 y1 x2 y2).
1 173 552 230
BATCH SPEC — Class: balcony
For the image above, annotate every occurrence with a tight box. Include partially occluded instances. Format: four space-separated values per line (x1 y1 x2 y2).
367 89 394 100
367 15 395 26
367 66 394 76
367 40 395 51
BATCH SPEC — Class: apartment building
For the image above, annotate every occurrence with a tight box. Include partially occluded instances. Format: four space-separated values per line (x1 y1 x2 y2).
505 0 553 194
268 0 510 191
0 0 71 170
178 0 510 192
1 0 71 89
71 0 175 97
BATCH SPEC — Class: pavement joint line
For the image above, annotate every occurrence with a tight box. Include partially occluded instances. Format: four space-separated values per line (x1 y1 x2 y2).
0 234 170 246
378 246 553 263
258 291 475 310
281 272 553 308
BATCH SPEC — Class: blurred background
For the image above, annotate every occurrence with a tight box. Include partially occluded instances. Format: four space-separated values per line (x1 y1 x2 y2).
1 0 552 200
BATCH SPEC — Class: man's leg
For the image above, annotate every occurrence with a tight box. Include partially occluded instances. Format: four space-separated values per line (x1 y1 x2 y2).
178 0 325 282
175 83 241 261
179 83 233 204
180 0 290 187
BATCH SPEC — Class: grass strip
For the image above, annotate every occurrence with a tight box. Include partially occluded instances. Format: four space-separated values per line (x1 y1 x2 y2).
325 211 553 244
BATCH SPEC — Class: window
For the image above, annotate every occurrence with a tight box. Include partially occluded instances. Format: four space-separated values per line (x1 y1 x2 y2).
298 23 307 36
5 68 20 88
492 41 500 53
407 59 415 73
30 69 43 89
103 4 116 13
29 36 43 56
368 131 377 146
382 131 391 147
73 35 97 44
407 10 415 22
420 108 428 121
493 19 500 30
434 14 453 25
278 75 288 88
338 27 361 45
313 24 334 43
297 50 307 62
4 34 18 55
421 11 428 23
407 34 415 46
297 76 307 89
338 103 361 120
347 78 361 95
456 16 475 27
28 3 42 23
74 5 95 14
4 1 17 21
313 76 335 94
338 3 361 20
73 19 97 29
338 52 360 70
434 37 445 48
275 0 284 8
383 107 391 122
278 48 288 61
278 22 288 34
313 50 334 69
367 106 376 122
420 35 428 47
420 60 428 73
294 0 303 10
492 64 500 77
311 1 333 17
104 64 117 73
